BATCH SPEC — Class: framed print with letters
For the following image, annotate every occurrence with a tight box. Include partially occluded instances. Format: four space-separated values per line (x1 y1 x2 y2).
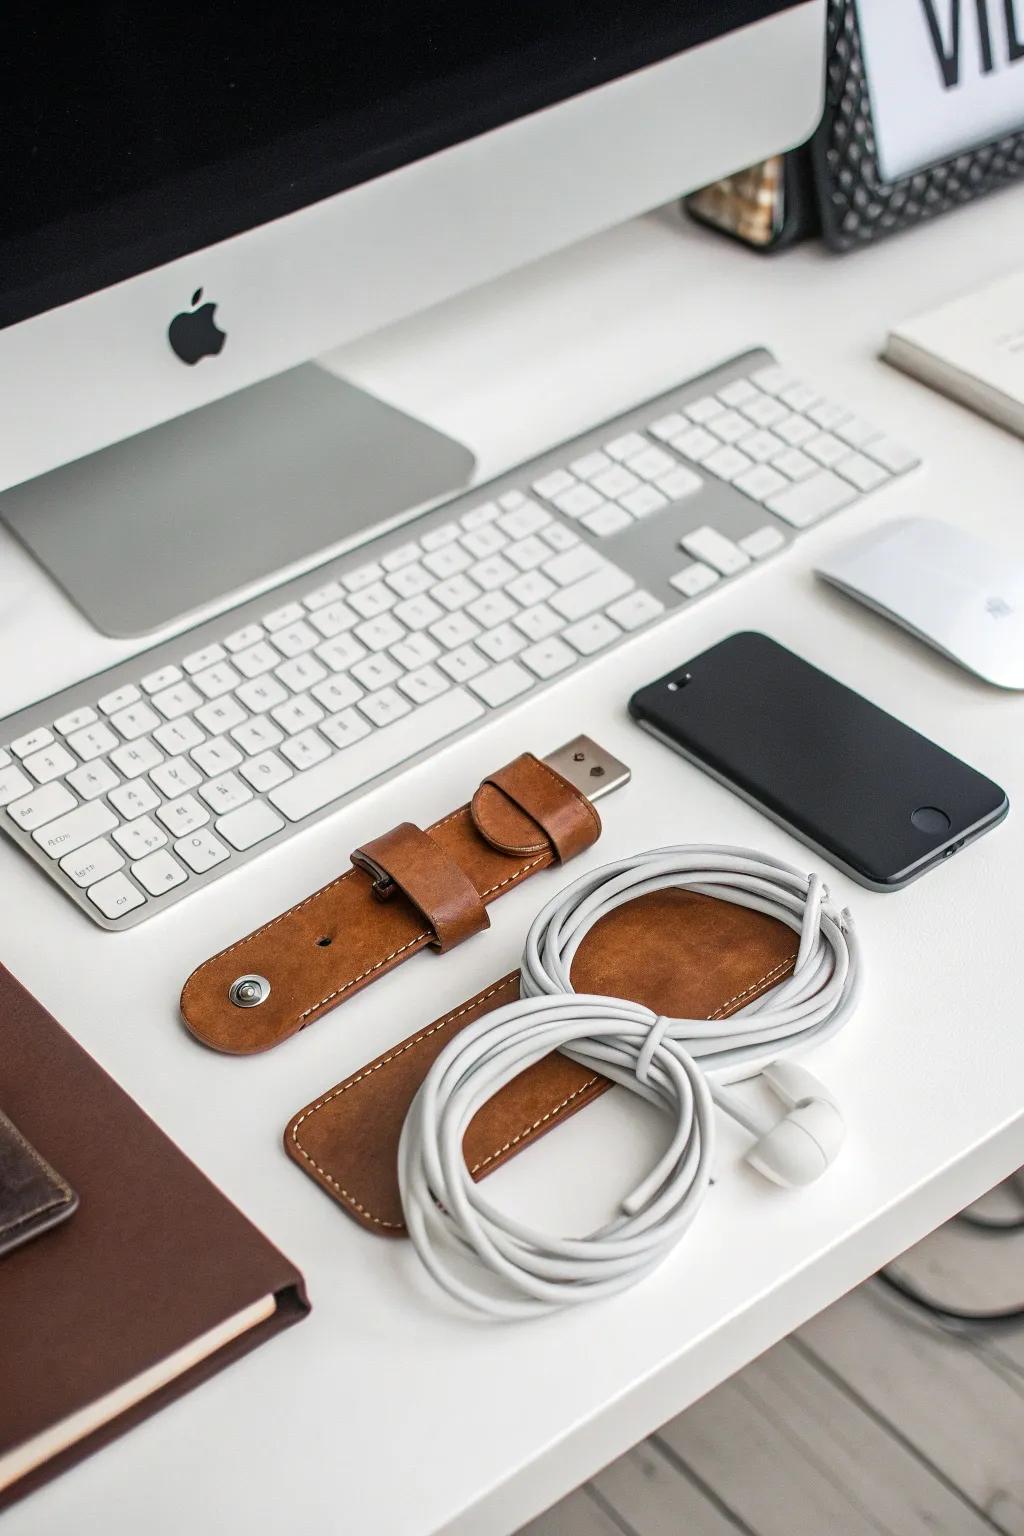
814 0 1024 249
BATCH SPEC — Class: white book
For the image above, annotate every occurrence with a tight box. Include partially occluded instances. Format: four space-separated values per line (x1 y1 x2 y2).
884 271 1024 439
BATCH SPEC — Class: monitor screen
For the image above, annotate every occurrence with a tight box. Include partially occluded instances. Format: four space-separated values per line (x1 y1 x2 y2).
1 2 801 330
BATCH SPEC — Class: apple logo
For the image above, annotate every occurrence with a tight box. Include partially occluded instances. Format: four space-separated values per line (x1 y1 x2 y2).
167 288 226 365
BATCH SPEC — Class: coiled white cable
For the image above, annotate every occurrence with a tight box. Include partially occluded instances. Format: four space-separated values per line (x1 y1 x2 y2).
398 846 862 1318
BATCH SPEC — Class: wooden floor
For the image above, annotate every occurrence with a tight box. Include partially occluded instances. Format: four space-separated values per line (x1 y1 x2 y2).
519 1176 1024 1536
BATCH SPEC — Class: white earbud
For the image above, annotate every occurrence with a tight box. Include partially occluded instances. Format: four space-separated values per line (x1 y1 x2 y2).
715 1063 845 1188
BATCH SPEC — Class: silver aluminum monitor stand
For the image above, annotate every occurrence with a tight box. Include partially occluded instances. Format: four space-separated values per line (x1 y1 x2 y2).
0 365 476 639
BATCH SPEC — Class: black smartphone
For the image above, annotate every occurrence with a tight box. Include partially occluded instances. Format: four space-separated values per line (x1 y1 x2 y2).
628 631 1009 891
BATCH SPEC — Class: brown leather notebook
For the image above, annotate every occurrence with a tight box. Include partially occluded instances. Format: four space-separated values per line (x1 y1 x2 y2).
0 962 309 1512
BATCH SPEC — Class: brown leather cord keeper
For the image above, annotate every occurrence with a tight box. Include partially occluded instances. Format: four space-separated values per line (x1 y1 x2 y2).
285 888 799 1235
351 822 489 951
180 752 601 1055
471 755 600 861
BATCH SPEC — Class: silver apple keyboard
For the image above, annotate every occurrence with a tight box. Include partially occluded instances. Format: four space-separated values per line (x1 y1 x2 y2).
0 346 918 928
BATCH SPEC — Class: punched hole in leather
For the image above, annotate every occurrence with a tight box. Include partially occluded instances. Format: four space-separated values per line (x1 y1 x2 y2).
179 746 608 1055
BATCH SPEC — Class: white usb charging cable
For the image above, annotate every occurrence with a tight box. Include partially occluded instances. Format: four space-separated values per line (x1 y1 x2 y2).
398 847 863 1318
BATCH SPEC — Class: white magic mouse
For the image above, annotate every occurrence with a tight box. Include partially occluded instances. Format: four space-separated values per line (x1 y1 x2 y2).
816 517 1024 690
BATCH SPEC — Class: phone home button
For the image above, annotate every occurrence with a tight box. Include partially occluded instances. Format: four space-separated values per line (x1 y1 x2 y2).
911 806 952 835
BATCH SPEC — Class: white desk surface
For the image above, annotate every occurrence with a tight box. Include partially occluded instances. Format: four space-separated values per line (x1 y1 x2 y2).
3 187 1024 1536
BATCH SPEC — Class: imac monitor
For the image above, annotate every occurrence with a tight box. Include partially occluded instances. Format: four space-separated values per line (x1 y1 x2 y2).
0 3 824 637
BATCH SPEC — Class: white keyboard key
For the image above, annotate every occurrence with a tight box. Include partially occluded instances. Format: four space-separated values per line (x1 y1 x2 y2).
469 555 518 592
235 676 288 714
224 623 265 653
311 674 363 713
550 565 634 622
216 800 286 850
430 611 480 648
359 687 411 727
591 464 639 500
316 633 366 673
263 601 305 631
647 412 688 442
420 521 459 551
232 717 284 755
629 446 675 480
671 426 718 463
394 594 444 630
352 653 401 692
477 624 525 663
108 780 161 821
303 579 345 610
424 543 471 580
541 522 580 552
34 801 118 858
607 590 665 631
708 409 749 444
671 562 720 598
685 395 724 424
157 795 209 837
272 694 325 735
269 690 484 821
356 615 405 654
175 829 231 874
835 416 878 450
111 702 161 740
498 491 525 509
582 503 632 537
191 737 243 776
154 717 205 754
508 570 555 608
461 500 502 528
776 412 817 447
605 431 649 461
680 527 750 576
110 738 163 779
151 757 202 797
240 750 293 791
513 603 563 642
67 722 119 761
234 641 281 678
468 591 518 629
774 447 817 482
741 394 788 428
521 637 576 678
752 365 797 395
543 545 603 586
704 445 753 482
398 665 450 704
0 750 9 769
133 849 188 896
342 561 384 593
24 743 76 784
807 399 848 431
97 686 140 716
195 697 247 736
836 452 890 493
348 583 396 621
54 706 97 736
113 816 167 860
468 660 534 708
738 429 785 464
310 599 359 636
390 633 440 671
140 664 183 694
805 432 847 468
280 731 331 771
562 614 620 656
619 486 667 520
570 450 612 480
460 525 507 559
199 772 254 812
152 681 203 720
272 619 321 656
320 708 372 751
8 781 77 831
193 661 241 699
505 534 550 570
717 378 759 407
553 484 604 520
11 727 54 758
779 381 819 413
765 470 856 528
60 837 124 888
533 468 575 500
656 465 703 502
88 872 146 920
498 502 549 540
866 436 918 474
438 644 488 683
733 464 789 502
182 644 226 674
67 761 119 800
381 542 420 572
740 526 787 560
431 575 479 613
